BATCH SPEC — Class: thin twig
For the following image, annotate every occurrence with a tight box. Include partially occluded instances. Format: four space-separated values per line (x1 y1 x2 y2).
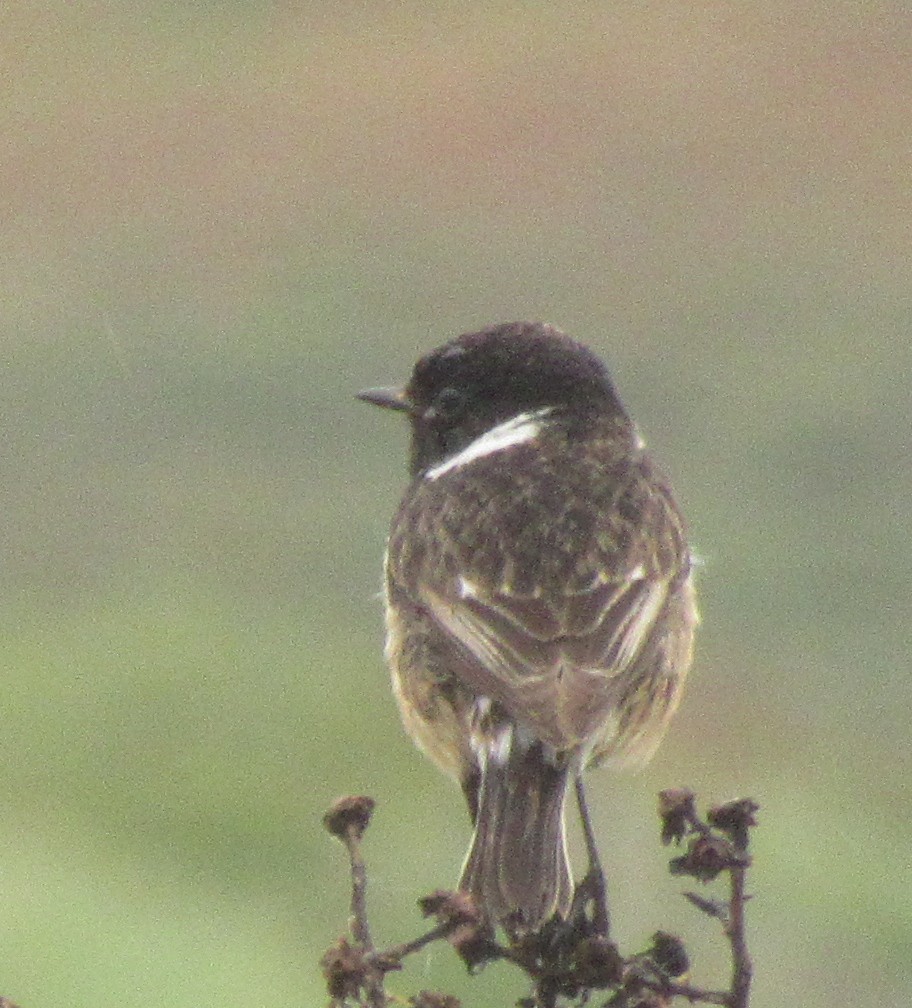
709 800 756 1008
379 920 463 963
641 978 732 1005
342 826 387 1006
343 823 374 950
726 852 753 1008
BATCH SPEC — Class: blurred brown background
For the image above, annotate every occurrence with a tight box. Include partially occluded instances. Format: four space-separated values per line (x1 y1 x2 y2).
2 3 909 1006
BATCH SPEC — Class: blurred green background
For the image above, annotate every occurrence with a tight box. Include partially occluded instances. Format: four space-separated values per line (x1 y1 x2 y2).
2 3 909 1005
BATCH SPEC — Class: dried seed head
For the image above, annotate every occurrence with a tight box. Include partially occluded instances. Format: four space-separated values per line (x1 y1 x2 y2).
648 931 690 978
409 992 461 1008
658 788 696 845
323 795 376 841
320 937 371 1001
708 798 759 849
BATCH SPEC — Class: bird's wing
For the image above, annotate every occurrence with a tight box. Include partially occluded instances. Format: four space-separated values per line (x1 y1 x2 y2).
419 562 673 750
384 445 689 753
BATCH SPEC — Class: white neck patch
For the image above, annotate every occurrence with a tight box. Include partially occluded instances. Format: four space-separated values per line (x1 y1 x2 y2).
424 408 551 481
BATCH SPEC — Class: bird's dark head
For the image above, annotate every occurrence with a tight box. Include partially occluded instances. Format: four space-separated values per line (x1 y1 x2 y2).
357 322 629 476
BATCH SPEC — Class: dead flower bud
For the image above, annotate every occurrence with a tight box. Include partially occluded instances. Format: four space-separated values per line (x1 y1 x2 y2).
707 798 759 849
657 788 696 845
647 931 689 979
573 936 625 988
320 937 371 1002
418 889 481 926
323 795 376 841
418 890 495 971
670 835 747 883
409 992 461 1008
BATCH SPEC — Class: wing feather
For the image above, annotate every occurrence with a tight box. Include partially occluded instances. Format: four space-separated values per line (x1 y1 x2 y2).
420 567 672 749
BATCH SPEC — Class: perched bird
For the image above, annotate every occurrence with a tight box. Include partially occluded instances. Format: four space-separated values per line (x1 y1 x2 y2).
357 322 697 937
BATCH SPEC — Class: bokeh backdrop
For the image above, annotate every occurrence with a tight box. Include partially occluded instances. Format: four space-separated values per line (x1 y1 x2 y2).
3 3 909 1006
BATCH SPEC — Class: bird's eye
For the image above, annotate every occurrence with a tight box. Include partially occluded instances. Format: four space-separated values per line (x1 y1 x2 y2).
427 386 465 423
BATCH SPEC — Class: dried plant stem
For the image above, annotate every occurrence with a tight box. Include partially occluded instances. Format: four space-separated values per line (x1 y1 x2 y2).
380 920 463 962
322 790 758 1007
323 796 388 1007
344 824 374 950
344 830 387 1006
726 845 753 1008
649 979 731 1005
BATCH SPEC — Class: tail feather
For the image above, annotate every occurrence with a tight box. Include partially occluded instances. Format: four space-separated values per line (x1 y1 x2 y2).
459 731 572 934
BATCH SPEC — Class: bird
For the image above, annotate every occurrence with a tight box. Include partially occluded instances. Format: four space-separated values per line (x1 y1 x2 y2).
357 321 697 937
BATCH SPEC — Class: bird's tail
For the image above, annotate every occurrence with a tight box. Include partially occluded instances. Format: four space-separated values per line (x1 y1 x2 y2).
459 730 572 935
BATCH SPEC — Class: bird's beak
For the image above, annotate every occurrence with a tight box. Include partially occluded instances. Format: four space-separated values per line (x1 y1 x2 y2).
356 386 415 413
